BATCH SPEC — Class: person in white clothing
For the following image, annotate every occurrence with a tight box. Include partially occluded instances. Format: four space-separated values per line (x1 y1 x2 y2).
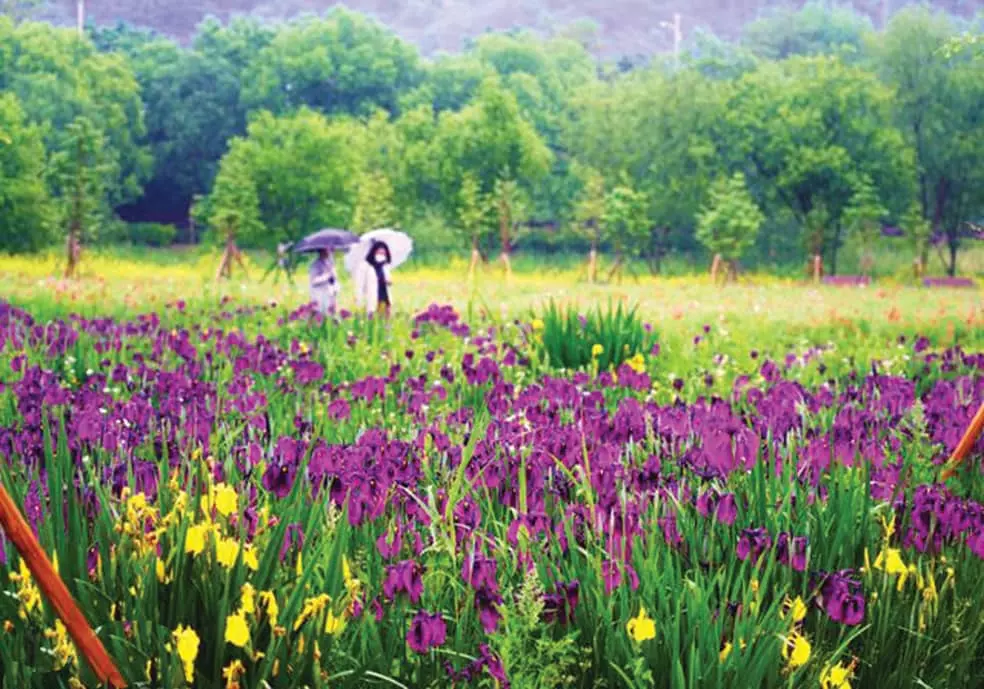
309 249 339 314
354 240 392 318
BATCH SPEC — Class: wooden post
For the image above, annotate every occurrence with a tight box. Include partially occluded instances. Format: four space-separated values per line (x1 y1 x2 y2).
468 244 480 282
812 254 823 284
587 248 597 283
0 484 126 688
500 251 512 279
941 402 984 481
710 254 722 283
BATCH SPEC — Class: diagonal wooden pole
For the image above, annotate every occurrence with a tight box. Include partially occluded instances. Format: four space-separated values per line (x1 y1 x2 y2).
941 401 984 481
0 483 126 688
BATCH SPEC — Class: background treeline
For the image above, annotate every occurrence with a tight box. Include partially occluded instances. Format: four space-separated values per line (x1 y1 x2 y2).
0 2 981 276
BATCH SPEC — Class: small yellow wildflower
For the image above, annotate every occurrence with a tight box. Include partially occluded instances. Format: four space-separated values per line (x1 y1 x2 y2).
719 642 733 663
294 594 331 631
223 659 246 689
782 632 811 669
243 545 259 571
185 523 209 556
216 537 240 568
591 344 604 358
782 596 808 624
241 584 256 615
172 625 200 684
342 556 361 599
531 319 544 331
3 620 14 633
325 609 345 635
43 620 77 670
626 353 646 373
155 558 172 584
873 548 907 576
626 606 656 643
820 662 853 689
214 484 238 518
259 591 280 626
10 559 41 620
225 610 250 648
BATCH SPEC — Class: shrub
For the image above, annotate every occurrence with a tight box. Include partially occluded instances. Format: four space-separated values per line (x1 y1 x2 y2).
532 299 655 371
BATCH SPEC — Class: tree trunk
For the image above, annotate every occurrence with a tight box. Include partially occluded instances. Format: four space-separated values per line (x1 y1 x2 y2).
947 237 958 277
588 245 597 283
468 237 480 281
830 225 842 276
216 235 239 281
727 259 739 283
607 255 624 284
710 254 722 283
812 254 823 284
65 229 81 279
500 251 512 279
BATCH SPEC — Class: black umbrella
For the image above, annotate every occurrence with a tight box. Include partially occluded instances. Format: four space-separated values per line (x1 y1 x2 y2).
292 228 359 253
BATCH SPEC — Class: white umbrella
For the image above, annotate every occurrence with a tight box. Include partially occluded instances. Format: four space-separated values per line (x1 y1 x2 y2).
344 229 413 275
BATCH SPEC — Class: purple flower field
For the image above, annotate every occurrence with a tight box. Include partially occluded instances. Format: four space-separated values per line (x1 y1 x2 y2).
1 297 983 689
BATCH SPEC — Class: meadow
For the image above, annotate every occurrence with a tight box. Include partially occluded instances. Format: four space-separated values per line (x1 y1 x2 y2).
1 252 983 689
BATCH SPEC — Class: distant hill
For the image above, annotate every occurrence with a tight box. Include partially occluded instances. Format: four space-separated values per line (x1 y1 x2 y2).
45 0 980 56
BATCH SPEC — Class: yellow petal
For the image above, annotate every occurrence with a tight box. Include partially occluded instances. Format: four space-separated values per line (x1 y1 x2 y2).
225 611 250 648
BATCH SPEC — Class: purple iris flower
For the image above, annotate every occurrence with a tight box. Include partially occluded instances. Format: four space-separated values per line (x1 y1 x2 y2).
407 611 447 654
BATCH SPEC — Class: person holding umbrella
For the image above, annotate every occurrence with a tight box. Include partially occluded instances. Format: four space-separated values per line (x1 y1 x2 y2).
291 228 359 314
346 229 413 318
309 248 339 314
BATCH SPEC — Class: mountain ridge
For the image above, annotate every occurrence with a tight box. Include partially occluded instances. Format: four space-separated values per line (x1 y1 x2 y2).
46 0 979 56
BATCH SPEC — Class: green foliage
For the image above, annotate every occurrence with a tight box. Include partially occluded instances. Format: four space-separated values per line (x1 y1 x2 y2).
124 222 178 247
0 92 53 253
571 163 606 248
214 109 365 246
696 172 765 262
241 8 422 117
456 172 492 250
901 201 932 265
492 569 582 689
872 6 984 276
723 54 914 272
352 170 397 232
842 176 888 262
741 1 874 61
602 180 649 259
207 148 264 245
0 19 151 207
533 299 654 372
48 116 112 246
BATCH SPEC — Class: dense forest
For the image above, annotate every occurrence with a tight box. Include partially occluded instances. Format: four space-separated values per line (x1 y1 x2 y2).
0 2 981 276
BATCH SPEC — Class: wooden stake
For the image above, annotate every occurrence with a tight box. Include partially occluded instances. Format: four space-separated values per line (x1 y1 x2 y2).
710 254 722 283
941 401 984 481
812 254 823 284
0 483 126 688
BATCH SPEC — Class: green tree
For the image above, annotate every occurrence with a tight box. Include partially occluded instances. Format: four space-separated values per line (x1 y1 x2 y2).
696 172 764 282
0 92 52 253
49 116 111 278
571 163 606 282
208 148 263 280
723 55 914 274
842 176 887 275
602 180 649 282
0 19 150 209
491 174 528 278
432 76 551 259
217 109 366 247
900 201 932 276
872 7 984 276
456 172 492 279
241 9 422 117
741 1 874 62
352 170 397 232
